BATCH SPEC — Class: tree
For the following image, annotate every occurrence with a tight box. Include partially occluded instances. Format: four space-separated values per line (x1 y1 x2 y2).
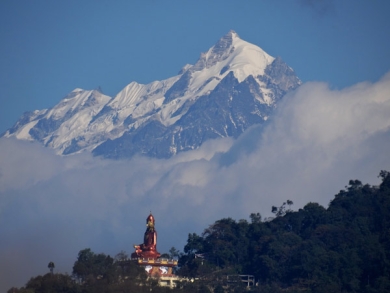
250 212 262 224
72 248 116 284
346 179 363 191
379 170 390 192
114 250 128 261
185 233 205 254
24 273 80 293
271 200 293 217
48 261 55 274
169 246 181 259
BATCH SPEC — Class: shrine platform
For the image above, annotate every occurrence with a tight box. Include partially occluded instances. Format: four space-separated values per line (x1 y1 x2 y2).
133 257 178 267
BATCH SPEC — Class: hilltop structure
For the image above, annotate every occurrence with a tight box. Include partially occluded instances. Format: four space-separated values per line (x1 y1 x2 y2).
131 213 178 278
132 213 161 259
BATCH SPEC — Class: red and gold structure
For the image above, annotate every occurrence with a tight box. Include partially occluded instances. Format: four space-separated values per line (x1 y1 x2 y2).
131 213 178 276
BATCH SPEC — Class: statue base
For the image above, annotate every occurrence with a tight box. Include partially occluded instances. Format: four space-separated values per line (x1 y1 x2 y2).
131 250 161 259
132 257 178 276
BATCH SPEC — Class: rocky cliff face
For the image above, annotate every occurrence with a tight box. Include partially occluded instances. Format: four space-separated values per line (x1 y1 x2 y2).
3 31 301 159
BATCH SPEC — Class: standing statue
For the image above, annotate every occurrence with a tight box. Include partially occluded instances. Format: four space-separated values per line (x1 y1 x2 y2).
132 213 161 259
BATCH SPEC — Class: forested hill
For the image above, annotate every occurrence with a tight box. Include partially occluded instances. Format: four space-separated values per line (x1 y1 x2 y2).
179 170 390 292
9 171 390 293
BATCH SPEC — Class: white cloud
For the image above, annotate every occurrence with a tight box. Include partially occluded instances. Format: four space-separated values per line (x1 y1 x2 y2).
1 72 390 291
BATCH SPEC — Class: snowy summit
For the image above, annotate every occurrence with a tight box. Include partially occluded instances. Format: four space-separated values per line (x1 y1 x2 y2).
4 31 301 159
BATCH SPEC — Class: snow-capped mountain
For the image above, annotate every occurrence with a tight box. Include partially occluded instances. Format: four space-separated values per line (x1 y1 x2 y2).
3 30 301 159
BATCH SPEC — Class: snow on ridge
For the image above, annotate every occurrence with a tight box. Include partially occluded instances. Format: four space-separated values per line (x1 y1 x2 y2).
190 30 274 78
107 30 276 129
105 75 181 127
109 82 147 110
172 31 275 103
45 91 113 151
143 32 277 128
179 64 192 74
223 33 275 82
5 30 292 157
110 76 180 110
45 89 109 120
14 120 39 140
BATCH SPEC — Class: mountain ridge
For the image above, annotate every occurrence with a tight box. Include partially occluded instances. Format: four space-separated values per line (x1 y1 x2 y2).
3 31 301 159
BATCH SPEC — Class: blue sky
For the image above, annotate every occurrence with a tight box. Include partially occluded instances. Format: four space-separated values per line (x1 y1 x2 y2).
1 0 390 134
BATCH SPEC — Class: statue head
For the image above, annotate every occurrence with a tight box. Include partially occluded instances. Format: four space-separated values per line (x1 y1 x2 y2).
146 213 155 225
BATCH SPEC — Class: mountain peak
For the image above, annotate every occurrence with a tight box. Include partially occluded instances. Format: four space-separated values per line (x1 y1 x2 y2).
213 30 237 52
4 30 301 158
225 29 240 40
189 30 275 84
192 31 237 71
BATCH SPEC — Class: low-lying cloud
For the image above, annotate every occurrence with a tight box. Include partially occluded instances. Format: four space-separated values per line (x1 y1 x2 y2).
1 72 390 291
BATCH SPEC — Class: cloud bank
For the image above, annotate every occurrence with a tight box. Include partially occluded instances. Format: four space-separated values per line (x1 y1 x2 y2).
1 72 390 290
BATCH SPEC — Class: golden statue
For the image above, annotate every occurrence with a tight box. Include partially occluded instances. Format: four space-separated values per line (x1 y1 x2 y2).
132 213 161 259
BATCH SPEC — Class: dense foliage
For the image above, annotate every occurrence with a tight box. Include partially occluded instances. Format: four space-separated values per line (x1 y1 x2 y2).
178 170 390 292
9 171 390 293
